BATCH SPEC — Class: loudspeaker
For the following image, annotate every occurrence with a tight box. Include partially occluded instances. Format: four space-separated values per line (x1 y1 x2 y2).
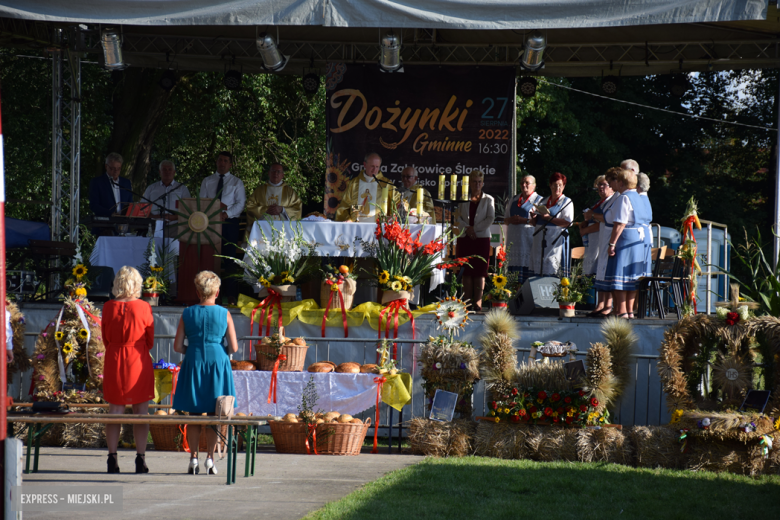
89 266 115 301
517 276 559 315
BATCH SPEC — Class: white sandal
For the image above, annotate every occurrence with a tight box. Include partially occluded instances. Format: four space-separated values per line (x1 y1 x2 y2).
188 458 199 475
205 457 217 475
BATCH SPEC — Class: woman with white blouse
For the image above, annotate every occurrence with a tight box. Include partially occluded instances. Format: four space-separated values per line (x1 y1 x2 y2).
529 173 574 276
456 171 495 311
504 175 544 284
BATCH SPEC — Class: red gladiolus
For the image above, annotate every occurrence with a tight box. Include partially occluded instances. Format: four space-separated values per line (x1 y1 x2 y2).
544 407 553 416
590 397 599 407
580 404 588 412
726 312 739 326
564 396 572 404
538 391 547 400
551 393 561 402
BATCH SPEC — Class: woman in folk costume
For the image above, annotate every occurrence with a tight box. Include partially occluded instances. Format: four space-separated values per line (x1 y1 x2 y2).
529 172 574 276
593 168 625 317
579 174 616 317
504 175 544 284
601 168 651 318
455 171 495 311
637 172 654 278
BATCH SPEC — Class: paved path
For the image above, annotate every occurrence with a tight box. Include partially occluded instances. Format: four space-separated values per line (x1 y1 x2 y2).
15 446 422 519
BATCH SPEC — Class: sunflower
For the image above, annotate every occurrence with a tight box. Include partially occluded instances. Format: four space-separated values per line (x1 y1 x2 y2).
78 328 89 340
62 342 74 355
75 287 87 297
258 277 271 288
54 331 64 341
151 266 164 273
401 276 413 286
72 264 88 278
145 276 157 287
493 275 507 288
390 280 403 292
378 271 390 284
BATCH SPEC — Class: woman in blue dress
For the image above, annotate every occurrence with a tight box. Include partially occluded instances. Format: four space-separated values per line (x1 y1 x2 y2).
173 270 238 475
603 169 651 318
504 175 544 284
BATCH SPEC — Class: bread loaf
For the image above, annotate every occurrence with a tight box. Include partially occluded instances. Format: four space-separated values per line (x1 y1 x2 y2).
336 362 360 373
233 361 256 371
308 362 334 373
337 414 353 423
282 413 298 423
291 337 306 346
360 364 379 374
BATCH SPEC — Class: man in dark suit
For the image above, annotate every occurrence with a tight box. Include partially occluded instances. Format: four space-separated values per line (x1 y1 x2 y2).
89 152 133 218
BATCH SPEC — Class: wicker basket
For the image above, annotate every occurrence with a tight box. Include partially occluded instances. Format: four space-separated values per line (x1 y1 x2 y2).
316 418 371 456
319 278 357 310
150 424 208 452
256 342 308 372
268 421 310 454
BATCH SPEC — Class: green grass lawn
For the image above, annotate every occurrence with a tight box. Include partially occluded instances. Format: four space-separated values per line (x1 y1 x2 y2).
304 456 780 520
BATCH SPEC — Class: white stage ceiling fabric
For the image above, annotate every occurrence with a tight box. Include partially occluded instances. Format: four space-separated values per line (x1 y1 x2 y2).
0 1 768 29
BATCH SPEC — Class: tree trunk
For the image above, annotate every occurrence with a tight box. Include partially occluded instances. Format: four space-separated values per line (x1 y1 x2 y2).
101 68 176 195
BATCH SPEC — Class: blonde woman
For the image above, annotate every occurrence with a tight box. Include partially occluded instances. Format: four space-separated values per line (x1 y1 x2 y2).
102 266 155 474
173 271 238 475
455 171 495 311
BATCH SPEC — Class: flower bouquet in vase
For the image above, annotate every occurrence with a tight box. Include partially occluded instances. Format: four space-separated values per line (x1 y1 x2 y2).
138 238 175 306
229 218 318 302
552 262 592 317
484 240 519 308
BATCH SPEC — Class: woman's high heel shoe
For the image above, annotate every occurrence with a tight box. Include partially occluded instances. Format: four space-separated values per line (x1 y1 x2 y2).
188 458 199 475
107 453 120 474
135 453 149 474
204 457 218 475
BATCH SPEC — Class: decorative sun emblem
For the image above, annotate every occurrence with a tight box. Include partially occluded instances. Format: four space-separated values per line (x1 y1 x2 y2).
166 196 225 255
432 296 471 335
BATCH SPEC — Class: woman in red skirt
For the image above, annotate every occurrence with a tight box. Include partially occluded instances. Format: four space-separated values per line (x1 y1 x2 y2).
455 171 495 311
102 266 155 474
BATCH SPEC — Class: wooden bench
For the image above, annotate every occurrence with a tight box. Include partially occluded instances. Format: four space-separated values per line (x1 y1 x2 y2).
7 413 268 485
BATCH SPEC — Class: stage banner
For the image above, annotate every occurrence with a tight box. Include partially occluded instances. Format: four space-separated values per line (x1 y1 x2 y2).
324 63 516 219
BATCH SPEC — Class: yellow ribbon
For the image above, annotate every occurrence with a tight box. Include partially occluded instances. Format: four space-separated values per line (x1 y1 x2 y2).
153 369 173 404
381 373 413 412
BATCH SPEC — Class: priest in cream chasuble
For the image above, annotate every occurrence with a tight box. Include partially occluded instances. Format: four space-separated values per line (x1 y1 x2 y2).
246 163 303 228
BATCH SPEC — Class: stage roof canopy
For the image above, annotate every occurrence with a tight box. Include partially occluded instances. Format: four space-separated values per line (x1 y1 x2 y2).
1 1 779 76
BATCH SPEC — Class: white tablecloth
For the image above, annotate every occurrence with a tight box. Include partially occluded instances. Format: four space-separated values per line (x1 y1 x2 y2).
233 371 380 416
90 236 179 279
247 221 445 290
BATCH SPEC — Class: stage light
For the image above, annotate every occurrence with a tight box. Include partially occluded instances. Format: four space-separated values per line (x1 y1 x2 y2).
256 33 287 72
601 75 620 95
302 73 320 95
100 28 127 70
158 69 177 91
518 77 538 98
670 75 691 97
520 31 546 71
223 70 243 90
379 34 402 72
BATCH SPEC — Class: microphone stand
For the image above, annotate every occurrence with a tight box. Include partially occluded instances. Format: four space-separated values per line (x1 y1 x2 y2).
532 198 573 276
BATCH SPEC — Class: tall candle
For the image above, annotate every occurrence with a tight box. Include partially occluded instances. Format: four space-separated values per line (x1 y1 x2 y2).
416 186 424 216
450 174 457 200
438 174 445 199
382 185 389 215
462 175 470 200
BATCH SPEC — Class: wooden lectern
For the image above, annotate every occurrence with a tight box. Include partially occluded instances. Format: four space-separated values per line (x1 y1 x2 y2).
174 197 226 305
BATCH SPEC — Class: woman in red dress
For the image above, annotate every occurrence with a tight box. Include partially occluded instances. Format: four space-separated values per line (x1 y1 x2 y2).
455 171 495 311
101 266 155 474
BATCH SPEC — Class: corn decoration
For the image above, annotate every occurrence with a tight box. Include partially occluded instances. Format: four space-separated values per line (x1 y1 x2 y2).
679 197 702 315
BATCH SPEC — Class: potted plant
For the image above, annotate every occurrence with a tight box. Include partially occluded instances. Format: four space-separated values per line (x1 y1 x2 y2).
484 240 519 308
138 238 175 306
552 262 592 317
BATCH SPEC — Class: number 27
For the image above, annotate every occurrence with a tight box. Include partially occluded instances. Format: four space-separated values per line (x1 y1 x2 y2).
481 97 508 119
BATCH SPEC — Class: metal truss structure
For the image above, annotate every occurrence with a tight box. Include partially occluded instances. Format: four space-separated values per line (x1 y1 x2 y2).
50 28 81 251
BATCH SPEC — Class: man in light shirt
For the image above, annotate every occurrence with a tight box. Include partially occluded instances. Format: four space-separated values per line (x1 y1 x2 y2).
199 151 246 303
142 160 191 238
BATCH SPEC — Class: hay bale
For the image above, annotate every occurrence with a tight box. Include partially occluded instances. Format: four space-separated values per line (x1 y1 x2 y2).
686 439 753 475
408 418 475 457
474 422 518 459
585 428 633 465
534 427 568 462
630 425 685 469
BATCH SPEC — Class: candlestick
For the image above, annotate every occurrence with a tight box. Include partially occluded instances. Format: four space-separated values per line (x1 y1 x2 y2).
450 174 457 200
438 174 445 199
416 187 424 216
462 175 470 200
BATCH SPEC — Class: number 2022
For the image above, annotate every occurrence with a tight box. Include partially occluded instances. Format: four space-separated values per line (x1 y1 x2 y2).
478 129 509 140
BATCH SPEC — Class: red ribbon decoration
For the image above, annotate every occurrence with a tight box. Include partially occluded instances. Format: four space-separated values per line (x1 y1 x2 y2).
559 304 575 310
492 302 508 308
305 423 319 455
377 299 415 362
169 366 181 399
179 425 192 453
77 303 102 327
267 354 287 404
321 280 349 338
371 376 387 454
258 288 284 337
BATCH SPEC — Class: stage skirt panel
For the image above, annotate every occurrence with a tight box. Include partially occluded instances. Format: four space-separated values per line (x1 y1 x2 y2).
600 224 646 291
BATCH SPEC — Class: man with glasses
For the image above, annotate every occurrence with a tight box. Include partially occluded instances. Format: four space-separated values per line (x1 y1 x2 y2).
396 166 436 224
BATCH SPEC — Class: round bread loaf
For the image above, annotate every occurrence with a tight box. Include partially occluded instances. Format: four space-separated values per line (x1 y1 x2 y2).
336 362 360 373
154 410 168 415
282 413 298 423
360 364 379 374
350 418 363 424
308 362 334 373
233 361 255 371
291 337 306 346
324 411 340 422
337 414 353 423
